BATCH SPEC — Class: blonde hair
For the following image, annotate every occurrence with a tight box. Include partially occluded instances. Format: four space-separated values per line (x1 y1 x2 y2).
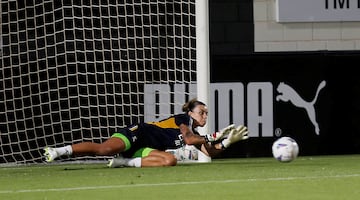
182 98 206 112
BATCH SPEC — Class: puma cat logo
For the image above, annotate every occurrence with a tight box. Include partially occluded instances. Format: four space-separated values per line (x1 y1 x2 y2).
276 81 326 135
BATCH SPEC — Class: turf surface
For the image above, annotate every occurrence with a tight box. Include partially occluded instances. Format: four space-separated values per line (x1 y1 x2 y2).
1 155 360 200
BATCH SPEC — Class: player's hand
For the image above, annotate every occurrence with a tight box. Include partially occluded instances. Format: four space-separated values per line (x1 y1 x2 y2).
204 124 235 142
221 125 249 148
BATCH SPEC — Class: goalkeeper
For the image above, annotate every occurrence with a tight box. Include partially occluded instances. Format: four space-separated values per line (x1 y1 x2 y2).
44 98 249 167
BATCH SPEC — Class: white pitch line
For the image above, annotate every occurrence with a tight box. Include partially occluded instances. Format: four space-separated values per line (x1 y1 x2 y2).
1 174 360 194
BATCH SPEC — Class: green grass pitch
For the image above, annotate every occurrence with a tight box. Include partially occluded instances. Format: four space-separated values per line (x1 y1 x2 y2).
1 155 360 200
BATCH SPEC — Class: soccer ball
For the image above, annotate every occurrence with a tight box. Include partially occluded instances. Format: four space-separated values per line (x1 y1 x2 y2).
272 137 299 162
165 145 198 161
180 145 198 161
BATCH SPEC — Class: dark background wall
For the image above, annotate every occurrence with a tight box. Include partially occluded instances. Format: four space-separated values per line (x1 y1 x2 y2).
208 0 360 158
209 0 254 55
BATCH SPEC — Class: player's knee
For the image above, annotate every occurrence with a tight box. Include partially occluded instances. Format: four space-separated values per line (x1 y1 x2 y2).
163 154 177 166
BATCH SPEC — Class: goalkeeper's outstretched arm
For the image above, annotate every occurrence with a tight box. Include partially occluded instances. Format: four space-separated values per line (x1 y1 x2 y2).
199 142 224 158
181 124 237 146
199 125 249 158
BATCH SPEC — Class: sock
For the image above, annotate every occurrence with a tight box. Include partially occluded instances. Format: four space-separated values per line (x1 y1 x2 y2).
126 158 142 168
56 145 73 156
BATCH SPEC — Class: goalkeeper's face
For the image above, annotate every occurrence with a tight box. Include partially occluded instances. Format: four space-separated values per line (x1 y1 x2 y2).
189 105 208 127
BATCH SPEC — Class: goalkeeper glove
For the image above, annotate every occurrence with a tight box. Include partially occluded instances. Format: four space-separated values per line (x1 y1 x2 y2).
221 125 249 148
203 124 235 142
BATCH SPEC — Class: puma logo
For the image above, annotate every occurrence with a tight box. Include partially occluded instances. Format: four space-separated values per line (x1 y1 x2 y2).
276 81 326 135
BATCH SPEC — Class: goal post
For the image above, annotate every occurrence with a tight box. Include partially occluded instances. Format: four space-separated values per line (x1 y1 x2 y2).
0 0 210 165
195 0 211 162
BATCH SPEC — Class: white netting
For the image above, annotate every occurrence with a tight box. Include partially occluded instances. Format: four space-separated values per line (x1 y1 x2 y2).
0 0 197 164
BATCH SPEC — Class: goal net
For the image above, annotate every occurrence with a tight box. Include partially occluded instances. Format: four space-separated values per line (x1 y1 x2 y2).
0 0 199 164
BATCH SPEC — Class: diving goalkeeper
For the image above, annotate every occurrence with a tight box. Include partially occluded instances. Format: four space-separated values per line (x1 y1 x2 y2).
43 98 249 167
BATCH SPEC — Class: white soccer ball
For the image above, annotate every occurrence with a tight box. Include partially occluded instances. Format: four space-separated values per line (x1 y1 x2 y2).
179 145 198 161
165 145 198 161
272 136 299 162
